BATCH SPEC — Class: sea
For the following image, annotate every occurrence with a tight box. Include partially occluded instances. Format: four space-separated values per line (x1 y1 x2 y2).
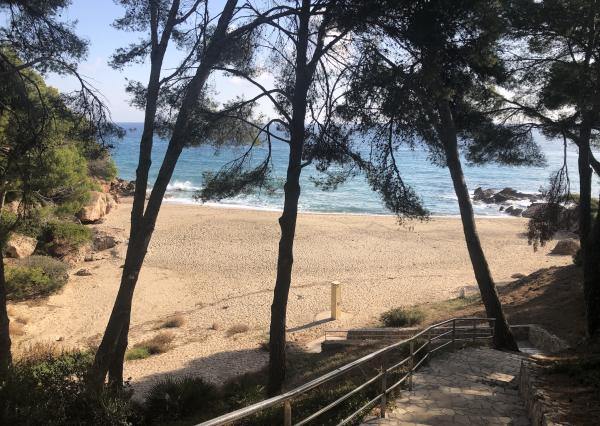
111 122 600 216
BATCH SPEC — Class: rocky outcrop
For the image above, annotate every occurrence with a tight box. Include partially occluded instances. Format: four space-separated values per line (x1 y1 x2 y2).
472 187 545 217
110 178 135 197
5 233 37 258
550 239 580 256
77 191 117 223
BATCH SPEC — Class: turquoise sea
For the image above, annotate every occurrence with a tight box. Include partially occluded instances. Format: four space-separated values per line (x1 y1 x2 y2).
111 123 599 216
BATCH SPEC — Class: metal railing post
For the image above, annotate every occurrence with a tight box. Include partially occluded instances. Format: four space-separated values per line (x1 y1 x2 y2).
380 352 388 418
472 318 477 342
452 319 456 351
284 400 292 426
409 340 414 391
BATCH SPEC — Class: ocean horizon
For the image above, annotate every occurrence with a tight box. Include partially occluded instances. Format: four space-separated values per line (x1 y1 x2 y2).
111 122 599 216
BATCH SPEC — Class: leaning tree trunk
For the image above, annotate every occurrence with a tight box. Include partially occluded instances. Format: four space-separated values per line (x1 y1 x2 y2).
438 101 519 351
0 249 11 377
267 0 311 396
89 2 238 387
583 195 600 339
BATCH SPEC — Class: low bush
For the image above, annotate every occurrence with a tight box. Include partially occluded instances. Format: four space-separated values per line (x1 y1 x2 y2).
380 307 425 327
5 255 69 301
39 220 92 257
159 314 185 329
126 332 174 361
144 377 221 423
0 349 136 425
88 155 118 182
226 324 250 337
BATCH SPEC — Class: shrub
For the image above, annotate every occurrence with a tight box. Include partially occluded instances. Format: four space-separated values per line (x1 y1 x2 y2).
5 256 69 301
39 220 92 257
0 349 135 425
88 155 118 181
159 314 185 329
144 377 221 423
226 324 250 337
126 332 174 360
380 307 425 327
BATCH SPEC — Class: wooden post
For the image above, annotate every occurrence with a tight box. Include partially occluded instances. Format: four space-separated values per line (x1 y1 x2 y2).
409 340 414 391
331 281 341 320
380 352 388 418
284 400 292 426
452 319 456 351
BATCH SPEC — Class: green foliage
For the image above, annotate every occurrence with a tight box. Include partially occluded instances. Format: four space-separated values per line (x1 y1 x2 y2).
39 220 92 256
0 349 136 426
125 347 150 361
5 255 68 301
88 154 118 181
380 307 425 327
144 377 221 423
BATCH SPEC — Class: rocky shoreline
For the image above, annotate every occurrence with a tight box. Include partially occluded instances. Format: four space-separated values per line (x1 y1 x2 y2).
472 186 544 217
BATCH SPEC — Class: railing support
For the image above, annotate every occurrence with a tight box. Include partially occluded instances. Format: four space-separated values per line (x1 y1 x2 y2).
380 352 388 418
451 319 456 351
409 340 414 391
284 400 292 426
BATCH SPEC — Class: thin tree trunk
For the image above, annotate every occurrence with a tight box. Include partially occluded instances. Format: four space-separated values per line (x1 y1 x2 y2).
267 0 311 396
437 101 518 351
0 249 11 377
577 119 593 248
89 0 239 390
584 195 600 339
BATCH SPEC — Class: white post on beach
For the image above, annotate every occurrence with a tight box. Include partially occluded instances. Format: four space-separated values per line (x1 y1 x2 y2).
331 281 341 320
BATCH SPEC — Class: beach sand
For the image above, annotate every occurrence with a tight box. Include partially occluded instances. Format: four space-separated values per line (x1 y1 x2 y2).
9 198 571 394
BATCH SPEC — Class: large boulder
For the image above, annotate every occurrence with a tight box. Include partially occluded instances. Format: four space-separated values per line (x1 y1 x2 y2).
93 227 126 251
550 239 580 256
5 233 37 258
497 187 530 200
77 191 117 223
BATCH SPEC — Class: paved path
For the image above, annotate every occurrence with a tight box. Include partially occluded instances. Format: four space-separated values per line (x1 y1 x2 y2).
362 347 530 426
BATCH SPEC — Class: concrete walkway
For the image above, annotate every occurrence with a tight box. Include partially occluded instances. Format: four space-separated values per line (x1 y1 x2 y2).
363 347 530 426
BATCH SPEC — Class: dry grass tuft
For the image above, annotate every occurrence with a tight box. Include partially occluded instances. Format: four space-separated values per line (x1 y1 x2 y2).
159 314 185 329
226 324 249 337
126 332 175 360
14 341 62 362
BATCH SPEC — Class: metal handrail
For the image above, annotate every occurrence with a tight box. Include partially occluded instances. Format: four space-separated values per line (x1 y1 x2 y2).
197 317 495 426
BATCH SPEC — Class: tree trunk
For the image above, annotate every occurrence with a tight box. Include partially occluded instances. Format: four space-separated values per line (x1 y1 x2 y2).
0 249 11 377
89 0 239 390
267 0 311 396
577 122 593 248
437 101 519 351
584 195 600 339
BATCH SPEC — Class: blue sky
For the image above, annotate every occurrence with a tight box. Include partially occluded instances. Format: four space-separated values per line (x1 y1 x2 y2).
46 0 274 122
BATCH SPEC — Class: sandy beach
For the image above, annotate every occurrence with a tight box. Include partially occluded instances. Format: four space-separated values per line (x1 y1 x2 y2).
9 198 571 394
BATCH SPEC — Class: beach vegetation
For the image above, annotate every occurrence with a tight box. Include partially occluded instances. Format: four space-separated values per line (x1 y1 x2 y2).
159 314 185 329
226 323 249 337
5 256 69 301
38 220 92 257
0 349 136 425
125 332 174 361
88 154 118 182
380 307 425 327
144 377 221 424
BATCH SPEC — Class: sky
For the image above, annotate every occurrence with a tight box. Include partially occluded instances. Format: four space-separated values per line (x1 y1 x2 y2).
45 0 275 122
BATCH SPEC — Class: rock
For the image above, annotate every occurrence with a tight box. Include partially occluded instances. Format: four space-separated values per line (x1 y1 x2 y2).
5 200 20 214
497 187 530 200
550 239 580 256
75 268 92 276
492 193 510 203
522 203 547 218
62 244 92 266
511 273 526 279
77 191 117 223
93 228 126 251
5 233 37 258
499 206 504 211
110 178 135 197
473 187 495 201
509 208 523 217
505 206 514 214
